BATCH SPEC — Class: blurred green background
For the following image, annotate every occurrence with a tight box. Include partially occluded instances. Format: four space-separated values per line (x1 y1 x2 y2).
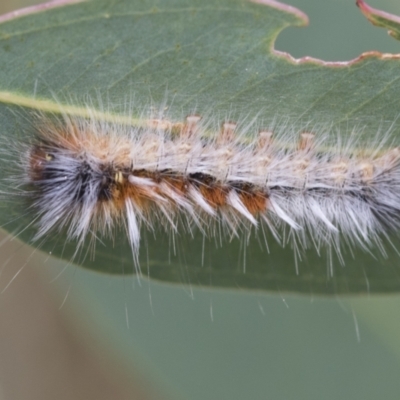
2 1 400 400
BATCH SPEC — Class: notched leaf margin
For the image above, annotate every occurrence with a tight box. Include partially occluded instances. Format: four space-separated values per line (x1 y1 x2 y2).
262 0 400 66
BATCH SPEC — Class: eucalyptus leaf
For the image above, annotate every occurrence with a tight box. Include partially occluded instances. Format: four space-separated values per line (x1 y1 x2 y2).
1 0 400 294
357 0 400 41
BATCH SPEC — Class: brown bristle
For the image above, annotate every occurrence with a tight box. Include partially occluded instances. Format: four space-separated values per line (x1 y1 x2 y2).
218 122 237 144
120 179 154 206
239 190 268 215
147 118 173 131
162 176 187 195
298 132 315 152
359 162 374 181
180 115 202 139
199 184 228 208
29 146 49 181
380 147 400 168
257 130 274 149
331 160 348 184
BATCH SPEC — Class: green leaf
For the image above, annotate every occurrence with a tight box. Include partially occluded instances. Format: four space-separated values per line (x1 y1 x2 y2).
357 0 400 41
1 0 400 294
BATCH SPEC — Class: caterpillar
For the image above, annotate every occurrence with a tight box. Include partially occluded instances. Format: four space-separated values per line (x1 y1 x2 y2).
4 109 400 272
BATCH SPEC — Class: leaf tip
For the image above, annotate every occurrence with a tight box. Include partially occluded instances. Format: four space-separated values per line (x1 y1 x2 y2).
356 0 400 42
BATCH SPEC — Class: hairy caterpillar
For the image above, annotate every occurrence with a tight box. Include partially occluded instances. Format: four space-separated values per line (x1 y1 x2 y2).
3 106 400 275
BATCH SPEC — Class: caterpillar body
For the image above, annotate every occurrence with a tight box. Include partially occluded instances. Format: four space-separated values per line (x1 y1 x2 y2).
7 110 400 271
